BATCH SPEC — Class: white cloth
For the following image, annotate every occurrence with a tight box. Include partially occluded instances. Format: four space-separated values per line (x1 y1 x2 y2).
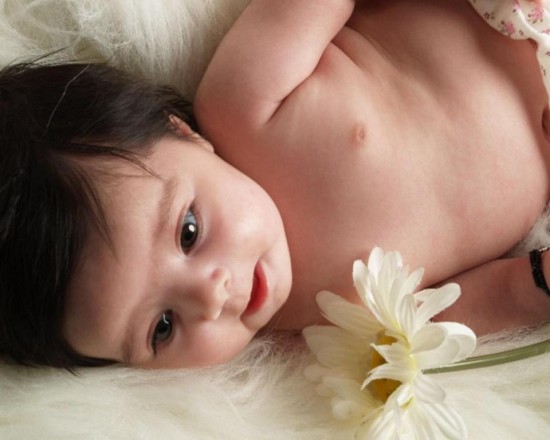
469 0 550 99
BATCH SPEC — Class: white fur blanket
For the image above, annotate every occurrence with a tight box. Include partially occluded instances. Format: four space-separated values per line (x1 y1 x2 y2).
1 331 550 440
1 1 550 438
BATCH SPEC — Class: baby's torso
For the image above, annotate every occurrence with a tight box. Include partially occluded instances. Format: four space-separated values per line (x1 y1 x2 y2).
217 0 550 327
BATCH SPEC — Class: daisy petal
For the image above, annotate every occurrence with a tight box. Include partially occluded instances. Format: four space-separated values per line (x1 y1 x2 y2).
315 291 381 336
419 402 468 440
366 410 400 440
412 323 476 368
437 322 477 362
364 363 412 386
367 247 385 277
332 399 368 420
323 377 378 419
303 363 331 382
413 373 446 404
372 341 411 367
303 326 366 360
401 267 424 300
414 283 461 327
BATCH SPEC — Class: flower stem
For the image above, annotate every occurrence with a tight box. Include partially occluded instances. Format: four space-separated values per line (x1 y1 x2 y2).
425 338 550 374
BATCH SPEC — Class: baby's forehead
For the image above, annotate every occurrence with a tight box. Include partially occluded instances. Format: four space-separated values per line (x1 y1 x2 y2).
64 169 162 330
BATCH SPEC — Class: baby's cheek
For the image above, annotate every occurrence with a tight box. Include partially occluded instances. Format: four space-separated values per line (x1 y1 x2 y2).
187 323 253 367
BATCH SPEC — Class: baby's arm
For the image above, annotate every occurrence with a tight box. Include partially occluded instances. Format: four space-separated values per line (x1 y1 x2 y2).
195 0 355 140
435 255 550 335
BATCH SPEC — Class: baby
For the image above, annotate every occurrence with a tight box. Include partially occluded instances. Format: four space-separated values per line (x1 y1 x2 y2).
1 0 550 370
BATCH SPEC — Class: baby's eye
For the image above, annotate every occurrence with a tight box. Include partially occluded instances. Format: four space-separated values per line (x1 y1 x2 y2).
152 311 173 351
180 207 199 251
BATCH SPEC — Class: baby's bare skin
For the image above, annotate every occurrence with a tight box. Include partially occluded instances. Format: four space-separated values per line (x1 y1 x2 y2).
196 0 550 334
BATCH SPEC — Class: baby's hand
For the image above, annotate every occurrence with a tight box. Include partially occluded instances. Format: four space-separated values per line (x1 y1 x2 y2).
527 0 544 7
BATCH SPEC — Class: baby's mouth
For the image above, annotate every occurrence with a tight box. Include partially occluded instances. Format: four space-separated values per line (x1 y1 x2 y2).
244 262 268 315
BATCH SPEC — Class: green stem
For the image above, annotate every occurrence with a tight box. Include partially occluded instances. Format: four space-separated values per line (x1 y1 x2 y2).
425 338 550 374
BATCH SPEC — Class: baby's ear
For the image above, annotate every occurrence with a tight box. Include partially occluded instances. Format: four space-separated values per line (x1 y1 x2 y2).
169 114 214 152
169 115 195 136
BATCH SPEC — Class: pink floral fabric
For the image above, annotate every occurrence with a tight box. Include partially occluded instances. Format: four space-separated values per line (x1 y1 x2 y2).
469 0 550 98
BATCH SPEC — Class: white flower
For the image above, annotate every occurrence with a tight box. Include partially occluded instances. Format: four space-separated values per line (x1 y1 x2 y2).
303 248 476 439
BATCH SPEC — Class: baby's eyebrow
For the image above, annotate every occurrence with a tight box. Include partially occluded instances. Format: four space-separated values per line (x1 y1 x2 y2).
153 176 178 242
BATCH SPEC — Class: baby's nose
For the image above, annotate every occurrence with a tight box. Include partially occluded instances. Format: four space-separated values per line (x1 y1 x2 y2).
197 267 231 321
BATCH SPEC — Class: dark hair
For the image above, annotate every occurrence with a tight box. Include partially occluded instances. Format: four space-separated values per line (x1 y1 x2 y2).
0 60 197 370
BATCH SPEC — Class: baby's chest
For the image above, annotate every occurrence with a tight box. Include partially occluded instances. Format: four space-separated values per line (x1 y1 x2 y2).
253 98 548 287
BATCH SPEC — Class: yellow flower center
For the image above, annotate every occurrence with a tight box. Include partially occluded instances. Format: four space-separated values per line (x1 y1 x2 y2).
368 332 401 402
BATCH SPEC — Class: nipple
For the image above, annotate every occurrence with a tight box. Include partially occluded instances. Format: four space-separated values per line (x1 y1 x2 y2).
351 122 367 149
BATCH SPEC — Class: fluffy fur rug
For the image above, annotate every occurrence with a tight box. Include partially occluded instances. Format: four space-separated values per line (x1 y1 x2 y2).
1 331 550 440
1 1 549 438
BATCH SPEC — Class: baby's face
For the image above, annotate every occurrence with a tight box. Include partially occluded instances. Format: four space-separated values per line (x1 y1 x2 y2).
63 134 292 368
